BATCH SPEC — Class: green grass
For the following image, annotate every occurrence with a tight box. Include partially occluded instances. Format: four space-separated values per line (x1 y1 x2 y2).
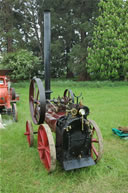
0 80 128 193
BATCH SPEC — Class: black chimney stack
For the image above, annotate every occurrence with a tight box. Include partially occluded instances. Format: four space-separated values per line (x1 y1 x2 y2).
44 10 51 100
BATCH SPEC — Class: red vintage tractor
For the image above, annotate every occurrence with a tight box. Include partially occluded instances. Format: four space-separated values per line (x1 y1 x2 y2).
24 11 103 173
0 69 19 121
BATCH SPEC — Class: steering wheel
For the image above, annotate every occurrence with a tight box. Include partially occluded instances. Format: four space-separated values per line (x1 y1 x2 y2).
63 89 74 103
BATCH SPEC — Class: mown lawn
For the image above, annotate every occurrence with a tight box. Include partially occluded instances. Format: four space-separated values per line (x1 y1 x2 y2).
0 80 128 193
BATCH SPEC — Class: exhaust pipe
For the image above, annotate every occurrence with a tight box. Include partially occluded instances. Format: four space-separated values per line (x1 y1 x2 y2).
44 10 51 100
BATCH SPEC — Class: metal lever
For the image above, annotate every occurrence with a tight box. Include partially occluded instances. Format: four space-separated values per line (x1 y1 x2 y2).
74 93 82 104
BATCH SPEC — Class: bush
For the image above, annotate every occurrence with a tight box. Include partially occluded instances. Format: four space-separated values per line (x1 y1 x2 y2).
0 49 41 80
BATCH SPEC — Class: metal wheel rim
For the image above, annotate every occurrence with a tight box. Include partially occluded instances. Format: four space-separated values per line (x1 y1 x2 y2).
24 120 34 147
89 119 103 162
29 77 46 125
38 124 56 172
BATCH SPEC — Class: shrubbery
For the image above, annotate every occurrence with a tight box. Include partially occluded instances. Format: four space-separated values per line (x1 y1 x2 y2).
0 49 41 80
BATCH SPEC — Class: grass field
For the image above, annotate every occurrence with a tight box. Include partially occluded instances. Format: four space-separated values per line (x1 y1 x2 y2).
0 80 128 193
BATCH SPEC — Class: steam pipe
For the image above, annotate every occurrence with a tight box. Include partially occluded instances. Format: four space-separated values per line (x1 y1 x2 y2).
44 10 51 100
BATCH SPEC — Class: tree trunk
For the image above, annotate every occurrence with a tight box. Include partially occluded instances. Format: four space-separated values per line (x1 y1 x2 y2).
7 36 13 52
66 67 74 78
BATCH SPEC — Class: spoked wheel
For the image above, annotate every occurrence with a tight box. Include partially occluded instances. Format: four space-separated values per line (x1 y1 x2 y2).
89 119 103 162
12 103 18 122
63 89 74 103
24 120 34 147
29 77 46 125
38 124 56 172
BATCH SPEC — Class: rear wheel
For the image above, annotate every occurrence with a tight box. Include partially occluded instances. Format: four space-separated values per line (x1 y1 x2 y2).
38 124 56 172
12 103 18 122
29 77 46 125
89 119 103 162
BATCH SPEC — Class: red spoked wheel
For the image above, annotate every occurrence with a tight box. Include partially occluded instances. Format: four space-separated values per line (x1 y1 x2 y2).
89 120 103 162
38 124 56 172
24 120 34 147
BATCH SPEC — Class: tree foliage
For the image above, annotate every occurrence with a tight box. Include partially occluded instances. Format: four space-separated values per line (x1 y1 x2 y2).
0 0 100 79
68 0 100 80
87 0 128 80
50 0 100 79
4 0 128 80
1 49 41 79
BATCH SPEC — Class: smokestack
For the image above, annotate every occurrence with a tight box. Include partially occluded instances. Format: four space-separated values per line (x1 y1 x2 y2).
44 10 51 100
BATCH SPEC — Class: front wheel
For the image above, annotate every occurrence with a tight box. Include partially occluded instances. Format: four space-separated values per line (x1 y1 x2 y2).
38 124 56 172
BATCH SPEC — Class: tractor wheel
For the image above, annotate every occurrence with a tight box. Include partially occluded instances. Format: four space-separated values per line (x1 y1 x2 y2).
24 120 34 147
63 89 74 103
89 119 103 162
11 88 16 100
12 103 18 122
38 124 56 172
29 77 46 125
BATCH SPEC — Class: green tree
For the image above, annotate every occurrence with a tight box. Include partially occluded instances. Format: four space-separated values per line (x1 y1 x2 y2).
0 0 31 52
0 0 14 52
87 0 128 80
47 0 100 79
0 0 41 54
68 0 100 80
0 0 100 79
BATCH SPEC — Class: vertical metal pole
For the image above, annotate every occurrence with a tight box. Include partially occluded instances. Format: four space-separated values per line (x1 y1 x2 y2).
44 10 51 100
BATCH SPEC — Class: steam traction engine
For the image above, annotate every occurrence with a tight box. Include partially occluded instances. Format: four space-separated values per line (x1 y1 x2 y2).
0 70 19 121
24 10 103 172
25 78 103 172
